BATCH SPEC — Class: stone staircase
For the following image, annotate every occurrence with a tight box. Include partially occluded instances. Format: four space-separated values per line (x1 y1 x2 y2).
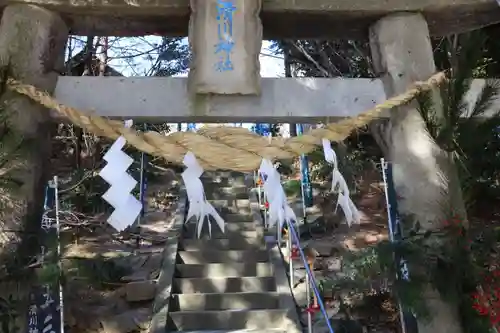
159 171 302 332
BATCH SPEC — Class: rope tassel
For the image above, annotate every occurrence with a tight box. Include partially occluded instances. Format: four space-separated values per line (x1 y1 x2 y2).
322 139 360 226
182 152 225 238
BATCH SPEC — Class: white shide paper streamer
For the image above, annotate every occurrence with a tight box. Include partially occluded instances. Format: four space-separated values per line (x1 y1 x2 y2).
182 152 225 238
258 159 297 231
322 138 361 226
99 120 142 231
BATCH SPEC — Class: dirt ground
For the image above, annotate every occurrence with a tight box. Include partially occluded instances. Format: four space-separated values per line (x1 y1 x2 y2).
62 169 180 333
284 168 402 333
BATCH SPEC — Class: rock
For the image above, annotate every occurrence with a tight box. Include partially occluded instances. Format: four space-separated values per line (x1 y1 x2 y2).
125 280 156 302
121 271 150 282
330 318 365 333
115 254 148 271
107 285 127 299
364 234 379 244
293 282 308 307
324 257 342 271
310 241 337 257
101 308 151 333
136 246 165 254
141 253 163 273
306 307 342 333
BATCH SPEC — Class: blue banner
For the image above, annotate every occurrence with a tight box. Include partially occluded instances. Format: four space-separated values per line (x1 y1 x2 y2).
383 161 418 333
140 152 148 218
27 182 62 333
252 123 270 136
296 124 313 207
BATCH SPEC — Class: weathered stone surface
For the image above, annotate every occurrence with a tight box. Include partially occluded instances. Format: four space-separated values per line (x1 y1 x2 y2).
369 12 464 333
188 0 262 95
0 0 498 39
126 280 157 302
121 271 151 282
53 76 388 123
0 3 67 268
101 308 151 333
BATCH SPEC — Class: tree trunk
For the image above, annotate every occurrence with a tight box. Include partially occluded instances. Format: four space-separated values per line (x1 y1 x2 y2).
369 13 466 333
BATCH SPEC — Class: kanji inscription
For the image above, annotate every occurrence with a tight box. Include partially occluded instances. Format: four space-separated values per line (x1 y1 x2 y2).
188 0 262 95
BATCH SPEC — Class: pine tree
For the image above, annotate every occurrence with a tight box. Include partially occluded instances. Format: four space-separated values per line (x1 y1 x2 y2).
417 31 500 211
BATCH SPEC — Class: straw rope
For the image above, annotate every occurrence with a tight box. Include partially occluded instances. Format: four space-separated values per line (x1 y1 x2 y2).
5 71 447 172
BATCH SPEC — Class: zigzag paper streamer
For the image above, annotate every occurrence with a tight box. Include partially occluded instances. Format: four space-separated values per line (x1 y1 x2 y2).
99 120 142 231
322 139 361 226
258 159 297 231
182 152 224 238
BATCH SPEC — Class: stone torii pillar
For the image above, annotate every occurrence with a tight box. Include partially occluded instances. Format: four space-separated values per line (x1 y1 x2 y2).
369 13 464 333
188 0 262 95
0 5 68 244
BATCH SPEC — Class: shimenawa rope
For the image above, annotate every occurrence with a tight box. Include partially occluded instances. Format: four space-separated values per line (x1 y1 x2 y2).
5 71 447 171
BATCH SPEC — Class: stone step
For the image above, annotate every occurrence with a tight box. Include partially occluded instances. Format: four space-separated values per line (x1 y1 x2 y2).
216 205 253 215
204 184 248 192
175 263 273 278
203 185 248 194
172 277 276 294
202 171 245 180
183 222 258 233
182 230 259 240
202 172 246 180
179 238 265 252
205 191 249 200
202 178 247 187
223 213 255 222
167 309 298 331
177 329 288 333
169 292 281 311
208 199 251 208
177 250 269 264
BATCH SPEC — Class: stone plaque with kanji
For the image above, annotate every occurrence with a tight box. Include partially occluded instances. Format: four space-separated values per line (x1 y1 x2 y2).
188 0 262 95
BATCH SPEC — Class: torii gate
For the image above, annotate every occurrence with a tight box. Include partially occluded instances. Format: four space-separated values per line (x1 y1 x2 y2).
1 2 500 332
0 1 499 189
0 1 498 126
1 0 499 227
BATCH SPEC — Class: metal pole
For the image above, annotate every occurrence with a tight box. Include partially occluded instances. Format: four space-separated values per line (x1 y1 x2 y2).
257 184 262 209
305 270 313 333
381 158 416 333
286 218 335 333
288 229 294 288
53 176 64 333
263 191 268 230
136 124 147 248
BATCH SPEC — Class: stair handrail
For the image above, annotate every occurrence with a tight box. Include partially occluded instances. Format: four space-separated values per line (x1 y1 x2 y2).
284 217 335 333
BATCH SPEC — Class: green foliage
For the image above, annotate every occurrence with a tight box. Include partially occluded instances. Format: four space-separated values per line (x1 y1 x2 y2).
0 295 19 333
322 212 499 332
282 179 301 196
56 122 170 215
155 37 190 76
308 133 381 188
64 256 132 289
268 40 373 78
417 31 500 210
